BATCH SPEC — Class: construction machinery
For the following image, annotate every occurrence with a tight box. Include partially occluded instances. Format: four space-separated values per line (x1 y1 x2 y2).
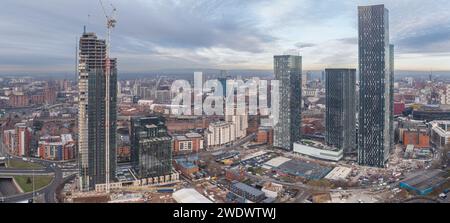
99 0 117 193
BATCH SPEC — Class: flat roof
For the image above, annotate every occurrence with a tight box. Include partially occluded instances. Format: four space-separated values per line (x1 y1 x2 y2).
400 169 447 190
172 188 212 203
264 156 291 168
232 182 265 197
324 166 352 181
278 159 332 180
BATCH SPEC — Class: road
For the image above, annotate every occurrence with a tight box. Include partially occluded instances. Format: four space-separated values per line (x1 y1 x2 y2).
0 154 72 203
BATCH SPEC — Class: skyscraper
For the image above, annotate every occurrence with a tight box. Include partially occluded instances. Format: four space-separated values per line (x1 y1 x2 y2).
273 55 302 151
325 69 356 154
357 5 392 167
130 116 172 179
78 30 117 191
389 44 395 153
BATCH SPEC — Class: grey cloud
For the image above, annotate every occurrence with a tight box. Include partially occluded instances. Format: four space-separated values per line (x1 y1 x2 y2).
295 42 317 49
336 37 358 45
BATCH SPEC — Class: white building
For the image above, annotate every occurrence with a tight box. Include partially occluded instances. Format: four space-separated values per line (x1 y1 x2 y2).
206 114 248 147
324 167 352 181
430 120 450 147
172 188 212 203
439 85 450 105
293 141 343 162
262 182 283 198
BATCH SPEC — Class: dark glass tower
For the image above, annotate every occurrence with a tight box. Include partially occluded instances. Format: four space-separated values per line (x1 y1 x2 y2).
357 5 392 167
130 116 172 179
78 31 117 190
273 55 302 151
325 69 356 154
389 44 395 153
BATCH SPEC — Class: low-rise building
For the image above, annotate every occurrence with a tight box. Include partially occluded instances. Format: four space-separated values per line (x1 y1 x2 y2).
402 129 430 148
293 140 343 162
255 126 273 145
225 167 246 182
173 132 203 155
38 134 75 161
261 182 283 199
430 120 450 147
230 181 265 203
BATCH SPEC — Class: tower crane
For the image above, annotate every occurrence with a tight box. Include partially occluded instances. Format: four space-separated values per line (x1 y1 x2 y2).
99 0 117 193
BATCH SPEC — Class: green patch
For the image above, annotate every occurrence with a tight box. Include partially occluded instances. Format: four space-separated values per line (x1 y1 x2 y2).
7 159 43 169
14 175 53 193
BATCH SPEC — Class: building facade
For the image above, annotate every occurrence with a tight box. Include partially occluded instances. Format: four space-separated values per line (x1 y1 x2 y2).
325 69 356 154
273 55 302 151
206 114 248 147
130 116 172 179
15 123 32 157
357 5 393 167
173 132 203 156
78 30 117 191
38 134 76 161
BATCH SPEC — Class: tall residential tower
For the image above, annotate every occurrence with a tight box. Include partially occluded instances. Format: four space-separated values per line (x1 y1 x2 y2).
273 55 302 151
357 5 393 167
78 30 117 191
325 69 357 154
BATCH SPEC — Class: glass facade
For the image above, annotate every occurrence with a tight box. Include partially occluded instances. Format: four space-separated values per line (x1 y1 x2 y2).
130 116 172 179
357 5 393 167
273 55 302 151
78 31 117 190
325 69 356 154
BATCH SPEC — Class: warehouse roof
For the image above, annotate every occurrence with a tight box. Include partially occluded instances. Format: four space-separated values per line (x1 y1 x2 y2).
172 189 212 203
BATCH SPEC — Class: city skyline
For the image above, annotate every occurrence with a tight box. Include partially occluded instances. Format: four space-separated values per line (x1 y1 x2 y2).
0 0 449 75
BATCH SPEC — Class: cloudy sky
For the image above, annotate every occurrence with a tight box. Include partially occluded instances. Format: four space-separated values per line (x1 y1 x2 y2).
0 0 449 74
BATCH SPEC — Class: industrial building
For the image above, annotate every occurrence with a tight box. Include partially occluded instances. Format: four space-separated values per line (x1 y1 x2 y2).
399 169 448 195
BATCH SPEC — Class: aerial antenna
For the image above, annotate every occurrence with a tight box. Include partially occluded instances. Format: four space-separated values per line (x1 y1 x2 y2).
98 0 117 194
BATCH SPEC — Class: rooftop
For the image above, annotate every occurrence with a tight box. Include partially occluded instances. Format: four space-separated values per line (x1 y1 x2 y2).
172 188 212 203
232 181 265 197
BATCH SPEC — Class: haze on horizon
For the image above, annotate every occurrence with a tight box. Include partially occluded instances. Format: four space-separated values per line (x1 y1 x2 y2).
0 0 449 75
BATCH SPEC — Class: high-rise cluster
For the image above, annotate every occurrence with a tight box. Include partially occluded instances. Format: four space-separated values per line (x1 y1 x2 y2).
274 5 394 168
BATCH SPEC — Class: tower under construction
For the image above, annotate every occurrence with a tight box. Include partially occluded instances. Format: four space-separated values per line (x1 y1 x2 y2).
78 29 117 191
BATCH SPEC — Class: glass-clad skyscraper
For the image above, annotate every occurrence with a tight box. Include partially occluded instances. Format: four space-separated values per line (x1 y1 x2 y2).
78 30 117 191
273 55 302 151
130 116 172 179
325 69 356 154
357 5 393 167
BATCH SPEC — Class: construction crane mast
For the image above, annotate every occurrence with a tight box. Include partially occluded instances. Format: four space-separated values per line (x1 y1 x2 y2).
99 0 116 193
